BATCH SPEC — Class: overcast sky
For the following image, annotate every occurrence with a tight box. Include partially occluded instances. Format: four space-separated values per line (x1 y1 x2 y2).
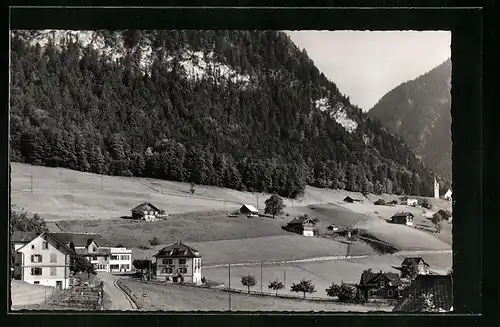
285 31 451 111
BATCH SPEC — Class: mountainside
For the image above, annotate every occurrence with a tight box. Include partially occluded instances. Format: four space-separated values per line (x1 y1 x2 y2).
368 59 452 183
10 29 437 198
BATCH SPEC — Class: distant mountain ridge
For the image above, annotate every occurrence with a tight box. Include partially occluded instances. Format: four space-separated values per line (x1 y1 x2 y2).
368 59 452 183
10 29 437 197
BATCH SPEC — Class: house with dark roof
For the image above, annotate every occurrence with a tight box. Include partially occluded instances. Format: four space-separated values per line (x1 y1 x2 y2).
13 232 74 290
391 212 414 226
131 202 161 221
393 275 453 312
239 204 259 217
12 231 40 251
154 241 202 284
284 216 317 236
399 257 430 277
357 269 402 301
344 196 363 203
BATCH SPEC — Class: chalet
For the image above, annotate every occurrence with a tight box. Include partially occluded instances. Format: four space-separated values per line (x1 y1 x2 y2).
401 257 430 276
393 275 453 312
284 216 317 236
444 189 452 201
327 224 339 232
49 232 132 273
13 232 74 289
154 241 202 285
391 212 414 226
131 202 161 221
344 196 363 204
357 269 402 301
406 198 418 207
239 204 259 217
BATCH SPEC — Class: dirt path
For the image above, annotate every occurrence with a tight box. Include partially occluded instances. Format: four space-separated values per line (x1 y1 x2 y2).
97 273 138 311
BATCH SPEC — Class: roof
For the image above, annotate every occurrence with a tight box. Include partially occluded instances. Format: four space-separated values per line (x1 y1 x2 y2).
131 202 160 213
11 231 39 243
287 216 316 225
49 232 111 248
402 257 430 267
393 275 453 312
344 196 354 200
240 204 259 213
77 247 111 255
392 212 414 218
17 232 74 254
359 270 402 286
154 241 200 258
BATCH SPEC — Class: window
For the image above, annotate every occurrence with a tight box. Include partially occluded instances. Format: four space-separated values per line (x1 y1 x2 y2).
92 256 98 261
93 247 97 252
120 255 129 260
42 242 49 250
162 267 173 274
380 281 385 288
31 244 35 250
50 267 57 276
178 268 187 274
162 259 173 265
31 255 42 263
33 281 40 284
110 264 119 270
111 255 119 260
179 259 186 265
50 254 57 263
31 268 42 276
388 290 394 297
370 290 379 296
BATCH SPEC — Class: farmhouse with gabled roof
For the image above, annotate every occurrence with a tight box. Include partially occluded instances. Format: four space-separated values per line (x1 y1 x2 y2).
284 216 317 236
357 269 402 301
391 212 414 226
131 202 161 221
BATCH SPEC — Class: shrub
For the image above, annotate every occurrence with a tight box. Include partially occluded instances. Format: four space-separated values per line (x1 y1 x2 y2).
421 200 432 209
326 282 364 303
390 200 398 205
149 237 161 246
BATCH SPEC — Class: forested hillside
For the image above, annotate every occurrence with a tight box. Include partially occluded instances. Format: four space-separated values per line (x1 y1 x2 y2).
368 59 452 184
10 29 437 198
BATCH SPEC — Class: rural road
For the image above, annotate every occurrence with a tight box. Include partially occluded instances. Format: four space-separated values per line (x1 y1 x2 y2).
97 273 138 311
203 249 453 268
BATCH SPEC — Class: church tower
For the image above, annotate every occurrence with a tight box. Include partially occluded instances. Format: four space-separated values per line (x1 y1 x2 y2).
434 177 440 199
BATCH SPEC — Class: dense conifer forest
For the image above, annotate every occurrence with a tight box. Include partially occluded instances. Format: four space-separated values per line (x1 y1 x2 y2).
10 29 440 198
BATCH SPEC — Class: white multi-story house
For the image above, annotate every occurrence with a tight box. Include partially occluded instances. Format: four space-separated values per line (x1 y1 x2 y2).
108 247 132 272
49 233 132 273
154 241 202 284
12 232 73 289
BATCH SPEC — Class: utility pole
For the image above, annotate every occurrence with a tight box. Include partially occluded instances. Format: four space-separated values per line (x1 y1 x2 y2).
228 263 232 311
30 174 33 194
284 270 286 288
101 174 103 191
256 194 259 211
260 261 263 294
149 247 152 281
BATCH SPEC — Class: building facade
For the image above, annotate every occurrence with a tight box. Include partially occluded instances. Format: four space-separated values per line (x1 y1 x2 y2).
357 269 402 302
154 241 202 284
391 212 414 226
13 233 73 289
131 202 161 221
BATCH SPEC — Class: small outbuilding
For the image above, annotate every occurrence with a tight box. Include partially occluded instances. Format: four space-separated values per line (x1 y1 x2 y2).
391 212 414 226
239 204 259 217
344 196 363 204
407 198 418 207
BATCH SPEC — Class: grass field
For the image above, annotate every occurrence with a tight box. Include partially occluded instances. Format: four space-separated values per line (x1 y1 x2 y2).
120 278 393 312
11 162 452 260
202 252 452 299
